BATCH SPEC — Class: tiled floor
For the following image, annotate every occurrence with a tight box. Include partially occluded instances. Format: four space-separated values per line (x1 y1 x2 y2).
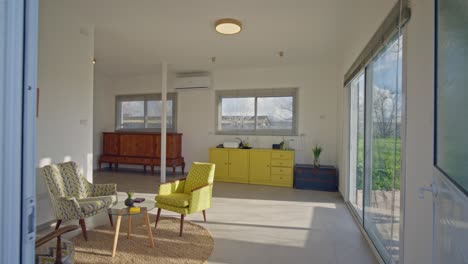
94 169 378 264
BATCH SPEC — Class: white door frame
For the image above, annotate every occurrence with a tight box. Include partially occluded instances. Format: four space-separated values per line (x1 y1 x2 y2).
0 0 37 263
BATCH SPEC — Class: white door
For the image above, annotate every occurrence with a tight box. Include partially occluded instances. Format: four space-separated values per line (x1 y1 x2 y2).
432 0 468 263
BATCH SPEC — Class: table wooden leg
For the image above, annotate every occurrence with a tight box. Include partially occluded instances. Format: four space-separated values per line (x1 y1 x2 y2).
127 215 132 239
112 215 122 257
144 211 155 248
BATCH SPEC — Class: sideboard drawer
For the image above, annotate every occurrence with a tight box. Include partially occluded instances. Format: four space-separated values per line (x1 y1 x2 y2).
271 174 292 186
271 159 293 168
271 167 292 176
118 157 153 165
271 151 294 160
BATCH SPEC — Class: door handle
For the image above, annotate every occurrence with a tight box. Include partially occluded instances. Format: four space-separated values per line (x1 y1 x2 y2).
418 184 437 199
24 197 35 242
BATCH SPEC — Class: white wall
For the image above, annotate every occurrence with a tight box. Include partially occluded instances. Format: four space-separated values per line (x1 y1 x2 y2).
36 0 94 225
93 64 340 172
336 1 434 263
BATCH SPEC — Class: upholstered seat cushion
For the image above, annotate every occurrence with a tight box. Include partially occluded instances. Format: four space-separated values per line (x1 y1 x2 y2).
78 196 115 215
156 193 191 208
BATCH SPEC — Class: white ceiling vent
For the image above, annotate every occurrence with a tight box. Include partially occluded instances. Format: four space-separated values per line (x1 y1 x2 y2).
173 74 211 91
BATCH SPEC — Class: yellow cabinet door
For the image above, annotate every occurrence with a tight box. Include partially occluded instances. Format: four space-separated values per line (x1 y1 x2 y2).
249 151 271 184
209 149 229 181
228 150 249 183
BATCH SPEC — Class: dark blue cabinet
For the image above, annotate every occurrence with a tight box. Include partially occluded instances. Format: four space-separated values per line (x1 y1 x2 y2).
294 164 338 192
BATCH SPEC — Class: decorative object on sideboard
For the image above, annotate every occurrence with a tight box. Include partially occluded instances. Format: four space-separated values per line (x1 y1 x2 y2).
133 197 146 203
312 145 322 168
235 137 251 149
223 142 239 148
124 192 134 207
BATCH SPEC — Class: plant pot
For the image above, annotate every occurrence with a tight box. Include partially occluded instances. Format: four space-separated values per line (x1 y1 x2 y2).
313 158 320 168
124 197 134 207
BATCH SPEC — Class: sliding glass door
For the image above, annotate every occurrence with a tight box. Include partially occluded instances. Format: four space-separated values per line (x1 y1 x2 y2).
348 35 403 264
349 73 365 218
365 35 402 263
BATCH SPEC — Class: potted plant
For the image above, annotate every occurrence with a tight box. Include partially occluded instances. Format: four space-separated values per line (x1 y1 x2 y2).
312 145 322 168
125 191 134 207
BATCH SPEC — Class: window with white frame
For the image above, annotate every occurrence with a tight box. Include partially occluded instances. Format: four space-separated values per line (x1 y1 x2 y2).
215 88 298 135
115 93 177 132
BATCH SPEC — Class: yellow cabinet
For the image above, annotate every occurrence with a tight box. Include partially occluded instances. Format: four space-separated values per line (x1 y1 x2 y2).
209 148 249 183
209 148 229 181
270 150 294 187
209 148 294 187
249 150 271 184
228 150 249 182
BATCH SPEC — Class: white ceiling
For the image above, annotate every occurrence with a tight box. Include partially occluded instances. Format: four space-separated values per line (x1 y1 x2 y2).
61 0 393 76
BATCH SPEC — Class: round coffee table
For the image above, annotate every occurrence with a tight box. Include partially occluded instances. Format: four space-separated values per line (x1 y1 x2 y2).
108 200 155 257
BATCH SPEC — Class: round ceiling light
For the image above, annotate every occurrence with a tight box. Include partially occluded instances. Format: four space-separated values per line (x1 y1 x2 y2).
215 18 242 35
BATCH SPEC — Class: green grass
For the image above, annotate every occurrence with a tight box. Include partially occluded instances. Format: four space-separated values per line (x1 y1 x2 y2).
355 137 401 191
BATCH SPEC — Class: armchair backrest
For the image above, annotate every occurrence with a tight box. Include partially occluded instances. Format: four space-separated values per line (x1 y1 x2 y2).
183 162 215 194
41 162 92 199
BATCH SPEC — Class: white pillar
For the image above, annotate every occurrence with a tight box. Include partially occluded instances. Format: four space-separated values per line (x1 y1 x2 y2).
160 61 167 183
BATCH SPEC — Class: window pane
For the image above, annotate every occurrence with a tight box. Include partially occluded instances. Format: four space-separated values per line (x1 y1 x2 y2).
221 97 255 130
364 36 402 263
119 101 144 129
436 0 468 193
257 97 293 130
349 73 365 219
147 100 173 129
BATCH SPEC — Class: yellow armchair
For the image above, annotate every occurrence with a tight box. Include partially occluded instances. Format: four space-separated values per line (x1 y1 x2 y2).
154 162 215 236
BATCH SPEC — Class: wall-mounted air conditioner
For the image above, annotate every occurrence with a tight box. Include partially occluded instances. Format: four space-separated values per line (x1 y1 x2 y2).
173 76 211 90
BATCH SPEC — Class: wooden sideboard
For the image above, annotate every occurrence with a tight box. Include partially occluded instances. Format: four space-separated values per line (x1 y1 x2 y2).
99 132 185 175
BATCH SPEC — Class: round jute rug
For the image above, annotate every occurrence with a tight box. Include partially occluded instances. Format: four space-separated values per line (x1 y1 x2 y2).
72 216 214 264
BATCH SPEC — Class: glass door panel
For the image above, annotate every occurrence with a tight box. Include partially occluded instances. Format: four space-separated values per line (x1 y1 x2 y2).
364 36 402 263
349 73 365 219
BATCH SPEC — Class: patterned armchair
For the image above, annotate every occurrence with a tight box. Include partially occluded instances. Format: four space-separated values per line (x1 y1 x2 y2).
154 162 215 236
41 161 117 241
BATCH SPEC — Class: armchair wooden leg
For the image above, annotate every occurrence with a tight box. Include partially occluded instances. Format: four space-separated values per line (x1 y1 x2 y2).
56 235 62 264
154 208 161 229
179 214 185 237
108 213 114 227
79 219 88 241
202 210 207 222
55 219 62 230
